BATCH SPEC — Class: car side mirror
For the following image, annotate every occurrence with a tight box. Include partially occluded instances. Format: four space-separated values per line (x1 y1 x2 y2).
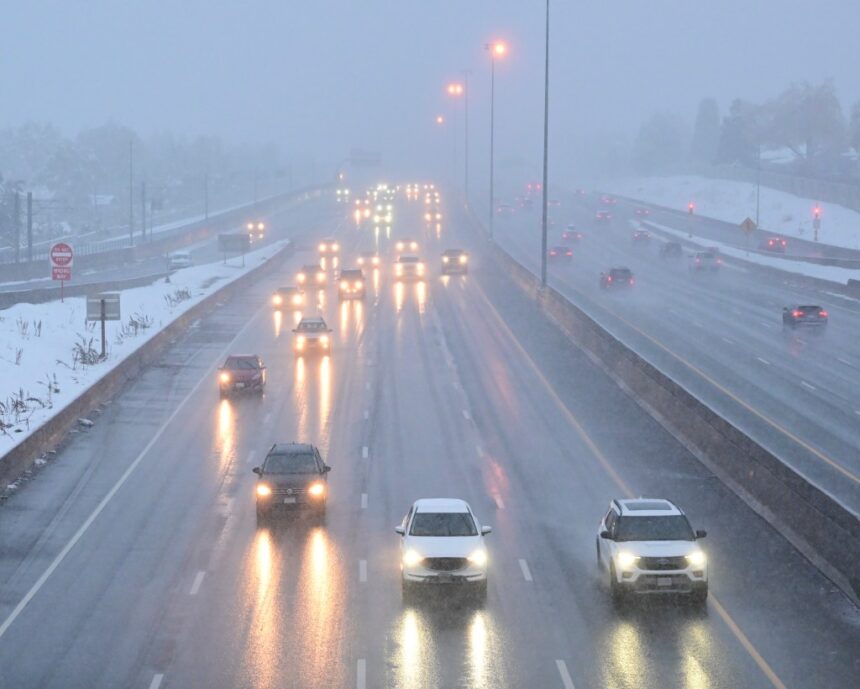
252 467 261 475
481 526 493 536
782 307 788 312
394 526 405 536
599 530 611 540
323 465 331 473
695 529 707 539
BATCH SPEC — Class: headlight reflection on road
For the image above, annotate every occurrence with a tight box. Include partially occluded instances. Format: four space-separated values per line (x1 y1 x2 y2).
245 530 279 689
215 399 235 474
339 301 350 336
468 611 489 687
416 282 427 315
606 621 645 689
394 281 405 313
395 609 432 688
319 355 332 431
293 310 303 328
272 310 283 338
682 622 714 689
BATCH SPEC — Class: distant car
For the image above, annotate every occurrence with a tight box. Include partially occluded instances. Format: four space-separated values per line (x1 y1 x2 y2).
218 355 266 397
357 251 381 269
600 267 635 289
293 316 332 355
600 195 617 206
760 236 787 253
318 238 340 254
689 250 722 272
395 254 425 281
338 268 366 299
632 230 651 243
521 198 534 211
561 225 583 242
548 199 561 207
595 210 612 223
659 241 684 259
396 498 492 601
167 251 193 270
272 286 305 309
297 263 326 286
548 246 573 261
782 304 828 328
441 248 469 275
424 210 443 222
245 221 266 240
634 207 651 217
253 443 331 522
395 239 420 253
496 203 514 215
597 498 708 605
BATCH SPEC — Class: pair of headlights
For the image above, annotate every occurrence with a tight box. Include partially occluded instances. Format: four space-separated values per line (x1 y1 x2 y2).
256 482 325 497
615 550 706 570
402 549 487 568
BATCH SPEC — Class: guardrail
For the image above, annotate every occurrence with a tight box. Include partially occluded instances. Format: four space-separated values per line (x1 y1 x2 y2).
465 203 860 605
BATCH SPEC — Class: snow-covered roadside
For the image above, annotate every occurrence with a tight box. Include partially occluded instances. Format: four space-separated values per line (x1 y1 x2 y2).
639 219 859 285
605 175 860 250
0 240 289 459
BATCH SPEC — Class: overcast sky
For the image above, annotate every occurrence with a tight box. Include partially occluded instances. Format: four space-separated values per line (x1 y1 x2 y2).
3 0 859 179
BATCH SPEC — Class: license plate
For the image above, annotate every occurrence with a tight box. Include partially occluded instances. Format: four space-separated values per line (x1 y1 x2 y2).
235 382 245 389
283 497 296 504
435 574 454 583
657 577 673 587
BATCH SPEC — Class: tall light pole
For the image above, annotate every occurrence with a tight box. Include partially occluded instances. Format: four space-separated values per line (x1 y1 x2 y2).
485 40 507 240
463 70 472 206
539 1 551 287
446 81 465 194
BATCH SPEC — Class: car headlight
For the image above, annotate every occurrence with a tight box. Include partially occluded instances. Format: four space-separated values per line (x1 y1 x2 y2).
297 273 306 283
319 243 326 252
460 255 468 263
257 223 265 230
355 281 363 289
443 256 449 263
372 256 379 266
316 273 325 283
468 549 488 567
308 482 326 497
616 551 640 571
395 265 403 275
410 242 418 250
417 263 425 274
402 549 423 567
256 484 272 497
273 295 283 306
296 336 305 349
396 242 404 251
686 551 706 568
320 335 330 346
293 294 302 305
333 243 339 251
219 372 230 384
340 280 349 289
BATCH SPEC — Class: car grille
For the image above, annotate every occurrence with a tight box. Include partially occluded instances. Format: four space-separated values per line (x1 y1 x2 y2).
424 557 467 572
272 487 306 497
639 556 687 571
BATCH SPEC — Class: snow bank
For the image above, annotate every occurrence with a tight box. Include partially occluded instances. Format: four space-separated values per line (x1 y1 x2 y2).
0 240 288 458
606 175 860 250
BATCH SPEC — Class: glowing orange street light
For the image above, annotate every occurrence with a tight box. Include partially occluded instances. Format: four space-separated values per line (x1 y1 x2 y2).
485 39 508 239
490 41 508 58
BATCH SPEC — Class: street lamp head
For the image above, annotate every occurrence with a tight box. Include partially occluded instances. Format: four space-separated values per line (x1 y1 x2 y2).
435 115 445 125
488 41 508 58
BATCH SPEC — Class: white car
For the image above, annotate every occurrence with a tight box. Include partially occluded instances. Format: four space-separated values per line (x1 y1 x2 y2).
396 498 491 600
394 254 425 281
167 251 193 270
596 498 708 605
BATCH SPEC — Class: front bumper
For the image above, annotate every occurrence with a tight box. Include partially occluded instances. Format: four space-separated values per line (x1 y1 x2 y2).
220 380 263 394
402 564 486 585
617 567 707 595
338 289 366 299
441 264 468 274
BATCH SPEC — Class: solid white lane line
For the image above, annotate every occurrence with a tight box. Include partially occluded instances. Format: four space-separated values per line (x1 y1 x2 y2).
760 321 775 329
362 446 369 459
361 493 368 509
149 674 164 689
692 321 704 329
756 357 770 365
518 558 533 582
800 380 816 391
246 449 256 465
494 495 505 510
556 660 576 689
462 409 471 421
357 659 366 689
838 357 853 366
189 571 206 596
359 560 367 583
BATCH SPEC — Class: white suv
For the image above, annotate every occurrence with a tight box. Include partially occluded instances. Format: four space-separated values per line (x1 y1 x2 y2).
596 498 708 605
396 498 491 600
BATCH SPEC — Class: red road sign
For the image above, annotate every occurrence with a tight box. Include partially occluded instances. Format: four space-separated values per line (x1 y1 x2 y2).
52 266 72 281
50 242 74 268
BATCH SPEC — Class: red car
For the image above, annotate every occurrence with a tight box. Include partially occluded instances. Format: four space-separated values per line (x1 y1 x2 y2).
218 355 266 397
600 267 635 289
760 236 788 253
600 196 617 206
632 230 651 243
548 246 573 261
595 210 612 222
561 226 584 242
634 207 651 217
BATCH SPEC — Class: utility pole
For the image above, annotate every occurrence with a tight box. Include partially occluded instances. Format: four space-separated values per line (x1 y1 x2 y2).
141 181 147 242
129 139 134 246
13 190 20 264
27 192 33 262
539 0 551 287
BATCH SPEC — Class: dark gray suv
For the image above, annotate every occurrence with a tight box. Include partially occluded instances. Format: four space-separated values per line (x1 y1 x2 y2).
253 443 331 522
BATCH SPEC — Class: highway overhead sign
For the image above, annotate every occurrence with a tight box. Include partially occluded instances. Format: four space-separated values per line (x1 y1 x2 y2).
740 217 757 235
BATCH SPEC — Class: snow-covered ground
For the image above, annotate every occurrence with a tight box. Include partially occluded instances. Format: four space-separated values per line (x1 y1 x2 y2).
0 240 288 462
605 175 860 250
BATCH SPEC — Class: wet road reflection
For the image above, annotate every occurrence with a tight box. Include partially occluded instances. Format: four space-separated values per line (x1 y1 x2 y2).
272 310 283 338
215 399 236 474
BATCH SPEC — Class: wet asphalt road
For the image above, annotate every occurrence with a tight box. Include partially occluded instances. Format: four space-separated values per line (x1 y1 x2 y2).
0 193 857 689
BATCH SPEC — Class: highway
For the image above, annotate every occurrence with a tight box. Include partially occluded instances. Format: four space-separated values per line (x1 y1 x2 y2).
0 191 857 689
494 194 860 513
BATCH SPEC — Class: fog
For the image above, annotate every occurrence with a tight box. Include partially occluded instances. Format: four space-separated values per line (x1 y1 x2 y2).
3 0 859 179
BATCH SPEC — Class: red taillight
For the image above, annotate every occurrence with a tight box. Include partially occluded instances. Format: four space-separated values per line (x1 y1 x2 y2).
566 251 572 256
607 276 613 282
819 310 828 318
792 310 803 318
629 278 635 285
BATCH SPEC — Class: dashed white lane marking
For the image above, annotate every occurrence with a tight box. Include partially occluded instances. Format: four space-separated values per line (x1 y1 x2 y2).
556 660 576 689
800 380 816 391
760 321 775 329
756 357 770 365
462 409 471 421
667 308 678 315
476 444 484 458
838 357 853 366
357 659 366 689
518 558 533 582
246 449 256 465
721 336 734 345
359 560 367 583
363 410 369 420
361 493 368 509
692 321 704 329
362 446 369 459
189 571 206 596
494 495 506 510
149 674 164 689
264 411 272 424
854 410 860 417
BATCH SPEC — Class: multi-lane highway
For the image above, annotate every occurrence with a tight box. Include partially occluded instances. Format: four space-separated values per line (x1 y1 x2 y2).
495 195 860 513
0 190 857 689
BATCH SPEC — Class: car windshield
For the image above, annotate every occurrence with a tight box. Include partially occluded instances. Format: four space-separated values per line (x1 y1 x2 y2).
798 305 821 313
264 452 318 474
302 265 321 272
615 515 695 541
611 269 632 279
224 357 258 370
298 320 327 332
341 270 362 279
410 512 478 537
399 256 420 263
